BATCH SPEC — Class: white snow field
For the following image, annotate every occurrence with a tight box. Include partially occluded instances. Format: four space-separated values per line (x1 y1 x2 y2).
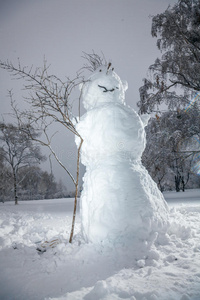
0 189 200 300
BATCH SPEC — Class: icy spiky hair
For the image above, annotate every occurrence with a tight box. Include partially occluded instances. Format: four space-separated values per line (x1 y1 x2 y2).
81 51 109 72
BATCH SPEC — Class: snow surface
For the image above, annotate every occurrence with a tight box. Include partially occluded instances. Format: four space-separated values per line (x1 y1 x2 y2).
75 66 169 245
0 190 200 300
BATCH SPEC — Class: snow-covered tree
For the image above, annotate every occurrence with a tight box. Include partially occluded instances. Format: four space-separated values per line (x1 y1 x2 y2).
0 123 45 204
138 0 200 191
142 106 200 191
0 153 12 202
138 0 200 114
142 117 173 191
18 166 67 200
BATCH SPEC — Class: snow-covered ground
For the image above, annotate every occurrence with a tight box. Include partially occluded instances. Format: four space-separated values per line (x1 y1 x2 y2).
0 189 200 300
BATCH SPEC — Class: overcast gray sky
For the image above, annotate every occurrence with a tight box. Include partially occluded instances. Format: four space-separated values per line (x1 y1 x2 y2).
0 0 176 192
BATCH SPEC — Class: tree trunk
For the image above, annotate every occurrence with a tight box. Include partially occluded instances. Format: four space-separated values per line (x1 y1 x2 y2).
69 137 83 243
175 175 181 192
13 171 18 205
181 176 185 192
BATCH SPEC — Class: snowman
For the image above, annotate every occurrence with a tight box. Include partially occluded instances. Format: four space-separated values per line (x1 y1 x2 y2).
75 64 169 246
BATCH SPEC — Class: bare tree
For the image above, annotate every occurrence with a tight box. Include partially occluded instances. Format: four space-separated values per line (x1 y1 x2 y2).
0 52 107 242
0 122 45 204
0 58 85 242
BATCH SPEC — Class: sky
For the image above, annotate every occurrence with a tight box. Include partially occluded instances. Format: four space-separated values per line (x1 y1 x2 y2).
0 0 177 192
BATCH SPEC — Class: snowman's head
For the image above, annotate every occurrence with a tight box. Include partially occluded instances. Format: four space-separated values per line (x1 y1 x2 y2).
80 66 128 110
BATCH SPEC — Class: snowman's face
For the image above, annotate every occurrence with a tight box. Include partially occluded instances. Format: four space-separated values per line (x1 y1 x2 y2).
81 66 128 110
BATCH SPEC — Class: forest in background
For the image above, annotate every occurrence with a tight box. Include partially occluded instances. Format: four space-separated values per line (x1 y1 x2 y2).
0 123 69 202
139 0 200 192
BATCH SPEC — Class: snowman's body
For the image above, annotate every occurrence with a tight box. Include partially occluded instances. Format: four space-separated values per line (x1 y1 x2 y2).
76 66 169 245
